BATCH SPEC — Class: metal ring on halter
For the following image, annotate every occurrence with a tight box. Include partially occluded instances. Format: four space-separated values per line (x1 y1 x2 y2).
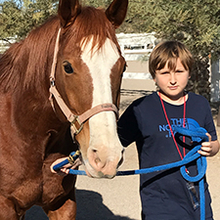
68 150 81 165
50 77 55 87
70 116 84 135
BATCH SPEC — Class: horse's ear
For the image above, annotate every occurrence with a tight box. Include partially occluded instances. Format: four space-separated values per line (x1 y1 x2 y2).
105 0 128 29
58 0 81 27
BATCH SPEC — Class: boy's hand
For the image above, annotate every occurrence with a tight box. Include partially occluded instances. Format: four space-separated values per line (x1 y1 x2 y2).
198 133 220 157
50 157 82 175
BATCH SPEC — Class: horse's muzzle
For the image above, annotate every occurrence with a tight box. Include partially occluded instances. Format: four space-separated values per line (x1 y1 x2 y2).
84 147 124 178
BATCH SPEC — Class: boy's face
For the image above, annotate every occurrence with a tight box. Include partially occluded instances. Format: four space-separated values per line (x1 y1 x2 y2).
154 58 190 102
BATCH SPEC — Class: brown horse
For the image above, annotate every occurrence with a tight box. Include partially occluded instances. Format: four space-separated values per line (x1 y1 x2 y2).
0 0 128 219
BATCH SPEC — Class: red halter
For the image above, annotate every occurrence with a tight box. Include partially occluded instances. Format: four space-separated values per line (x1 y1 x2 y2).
49 28 119 135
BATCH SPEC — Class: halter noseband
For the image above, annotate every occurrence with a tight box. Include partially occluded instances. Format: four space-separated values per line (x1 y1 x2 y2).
49 28 119 135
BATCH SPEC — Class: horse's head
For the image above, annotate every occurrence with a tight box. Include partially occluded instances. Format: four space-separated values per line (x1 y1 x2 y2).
51 0 128 178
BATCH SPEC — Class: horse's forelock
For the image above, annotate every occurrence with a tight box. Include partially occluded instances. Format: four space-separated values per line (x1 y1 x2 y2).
64 6 119 52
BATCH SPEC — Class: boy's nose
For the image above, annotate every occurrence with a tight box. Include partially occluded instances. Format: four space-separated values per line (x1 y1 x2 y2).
170 73 177 84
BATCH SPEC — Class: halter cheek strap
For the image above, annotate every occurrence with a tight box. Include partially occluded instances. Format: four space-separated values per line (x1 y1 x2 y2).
49 28 119 135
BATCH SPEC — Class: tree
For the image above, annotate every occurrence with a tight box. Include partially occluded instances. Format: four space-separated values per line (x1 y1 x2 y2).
1 0 220 100
81 0 111 7
0 0 58 42
0 0 23 41
0 0 112 42
119 0 220 100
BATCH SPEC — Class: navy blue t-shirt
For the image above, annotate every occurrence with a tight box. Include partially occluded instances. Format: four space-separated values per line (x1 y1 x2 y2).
118 92 217 220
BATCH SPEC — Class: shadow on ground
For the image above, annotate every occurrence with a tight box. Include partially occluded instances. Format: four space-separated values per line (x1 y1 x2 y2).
25 189 135 220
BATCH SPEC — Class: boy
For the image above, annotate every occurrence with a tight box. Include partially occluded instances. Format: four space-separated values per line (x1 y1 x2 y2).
117 41 219 220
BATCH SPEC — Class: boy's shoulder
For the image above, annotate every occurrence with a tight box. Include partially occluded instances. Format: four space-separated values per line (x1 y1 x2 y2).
188 92 209 103
130 92 209 109
132 91 158 106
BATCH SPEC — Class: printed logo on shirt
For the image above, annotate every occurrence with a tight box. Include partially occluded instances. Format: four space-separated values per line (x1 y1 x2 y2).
158 118 193 138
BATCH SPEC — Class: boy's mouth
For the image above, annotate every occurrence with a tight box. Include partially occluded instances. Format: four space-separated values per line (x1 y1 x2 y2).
169 86 178 90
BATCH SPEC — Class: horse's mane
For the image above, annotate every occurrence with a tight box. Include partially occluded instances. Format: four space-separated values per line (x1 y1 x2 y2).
0 16 60 94
0 6 119 95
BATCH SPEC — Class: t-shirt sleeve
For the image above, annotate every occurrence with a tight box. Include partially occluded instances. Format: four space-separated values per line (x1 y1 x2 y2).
204 101 218 141
117 102 142 147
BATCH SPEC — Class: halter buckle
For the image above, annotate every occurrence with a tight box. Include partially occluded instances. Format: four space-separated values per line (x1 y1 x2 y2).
50 77 55 87
71 116 84 135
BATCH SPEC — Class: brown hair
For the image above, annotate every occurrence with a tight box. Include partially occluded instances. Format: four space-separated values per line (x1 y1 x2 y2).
149 41 194 79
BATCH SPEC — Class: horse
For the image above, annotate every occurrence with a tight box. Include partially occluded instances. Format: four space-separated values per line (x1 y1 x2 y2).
0 0 128 219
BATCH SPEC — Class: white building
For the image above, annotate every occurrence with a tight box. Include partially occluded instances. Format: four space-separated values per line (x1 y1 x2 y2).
116 33 156 81
116 32 156 61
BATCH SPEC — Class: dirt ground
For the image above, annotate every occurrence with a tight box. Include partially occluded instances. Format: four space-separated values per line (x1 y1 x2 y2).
25 79 220 220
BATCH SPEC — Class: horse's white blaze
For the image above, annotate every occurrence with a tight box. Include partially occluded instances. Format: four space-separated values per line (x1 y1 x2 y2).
81 37 122 172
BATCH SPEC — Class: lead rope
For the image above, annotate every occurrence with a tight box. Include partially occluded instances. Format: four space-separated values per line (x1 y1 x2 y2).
53 124 207 220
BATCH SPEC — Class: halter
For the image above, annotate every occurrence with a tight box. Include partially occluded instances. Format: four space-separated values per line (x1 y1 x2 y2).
49 28 119 135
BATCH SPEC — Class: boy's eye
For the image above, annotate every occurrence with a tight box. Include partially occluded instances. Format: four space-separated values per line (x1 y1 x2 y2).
161 71 169 74
176 70 184 73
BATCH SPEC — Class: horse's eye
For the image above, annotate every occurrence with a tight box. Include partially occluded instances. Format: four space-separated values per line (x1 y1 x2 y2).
63 61 74 74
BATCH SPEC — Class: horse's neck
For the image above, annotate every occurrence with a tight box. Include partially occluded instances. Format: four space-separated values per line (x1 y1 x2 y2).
5 89 62 140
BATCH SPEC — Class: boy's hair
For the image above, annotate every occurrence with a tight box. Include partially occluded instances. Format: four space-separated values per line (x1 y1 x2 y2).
149 41 194 79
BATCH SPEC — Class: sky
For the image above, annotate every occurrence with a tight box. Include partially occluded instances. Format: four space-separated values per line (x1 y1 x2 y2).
0 0 20 3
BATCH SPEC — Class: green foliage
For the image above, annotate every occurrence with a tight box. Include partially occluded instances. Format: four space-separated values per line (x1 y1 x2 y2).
118 0 220 100
1 0 220 99
0 0 113 41
81 0 111 8
121 0 220 59
0 1 22 40
0 0 58 41
1 0 220 58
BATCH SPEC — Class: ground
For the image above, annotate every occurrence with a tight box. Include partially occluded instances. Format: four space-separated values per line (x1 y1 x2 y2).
25 78 220 220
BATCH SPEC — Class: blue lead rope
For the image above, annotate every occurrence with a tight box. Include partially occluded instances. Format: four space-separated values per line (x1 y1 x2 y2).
53 151 81 172
53 124 208 220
